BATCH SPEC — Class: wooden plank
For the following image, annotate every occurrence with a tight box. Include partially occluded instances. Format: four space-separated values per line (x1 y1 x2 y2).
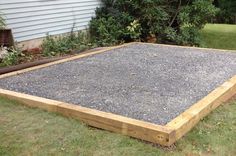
57 103 175 146
0 43 134 79
0 89 60 112
167 75 236 141
0 88 175 146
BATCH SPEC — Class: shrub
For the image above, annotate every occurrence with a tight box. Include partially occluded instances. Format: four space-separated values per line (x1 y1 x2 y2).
90 0 218 46
0 46 24 66
90 17 123 46
42 31 96 56
176 0 218 46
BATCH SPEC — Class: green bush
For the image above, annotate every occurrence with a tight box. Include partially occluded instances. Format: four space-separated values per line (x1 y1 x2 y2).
0 47 24 66
90 17 122 46
176 0 218 45
42 31 96 56
90 0 218 46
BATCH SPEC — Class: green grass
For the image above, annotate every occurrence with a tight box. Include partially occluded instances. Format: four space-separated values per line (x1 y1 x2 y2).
200 24 236 50
0 97 236 156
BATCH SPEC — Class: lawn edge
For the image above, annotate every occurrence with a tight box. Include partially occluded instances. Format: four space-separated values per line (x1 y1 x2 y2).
167 75 236 142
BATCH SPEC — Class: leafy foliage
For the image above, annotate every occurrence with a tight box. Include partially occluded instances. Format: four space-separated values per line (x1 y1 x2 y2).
90 17 123 46
42 31 96 56
0 47 24 66
90 0 218 46
176 0 218 45
127 20 142 40
214 0 236 24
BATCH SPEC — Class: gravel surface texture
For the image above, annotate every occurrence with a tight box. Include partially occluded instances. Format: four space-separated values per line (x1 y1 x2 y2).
0 43 236 125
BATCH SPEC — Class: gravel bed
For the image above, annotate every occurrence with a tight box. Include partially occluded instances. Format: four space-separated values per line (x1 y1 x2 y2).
0 43 236 125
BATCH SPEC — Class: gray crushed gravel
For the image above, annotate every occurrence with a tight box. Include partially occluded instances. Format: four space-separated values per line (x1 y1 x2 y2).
0 43 236 125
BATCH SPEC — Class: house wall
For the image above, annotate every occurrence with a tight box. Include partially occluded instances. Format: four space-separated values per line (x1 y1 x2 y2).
0 0 101 44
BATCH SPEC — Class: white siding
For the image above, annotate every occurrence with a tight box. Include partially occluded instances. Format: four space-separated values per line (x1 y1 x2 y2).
0 0 101 42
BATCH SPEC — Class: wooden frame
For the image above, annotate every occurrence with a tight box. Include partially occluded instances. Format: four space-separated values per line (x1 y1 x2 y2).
0 42 235 146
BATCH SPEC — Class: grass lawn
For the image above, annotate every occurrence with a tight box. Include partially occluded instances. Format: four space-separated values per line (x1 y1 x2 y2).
0 97 236 156
200 24 236 50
